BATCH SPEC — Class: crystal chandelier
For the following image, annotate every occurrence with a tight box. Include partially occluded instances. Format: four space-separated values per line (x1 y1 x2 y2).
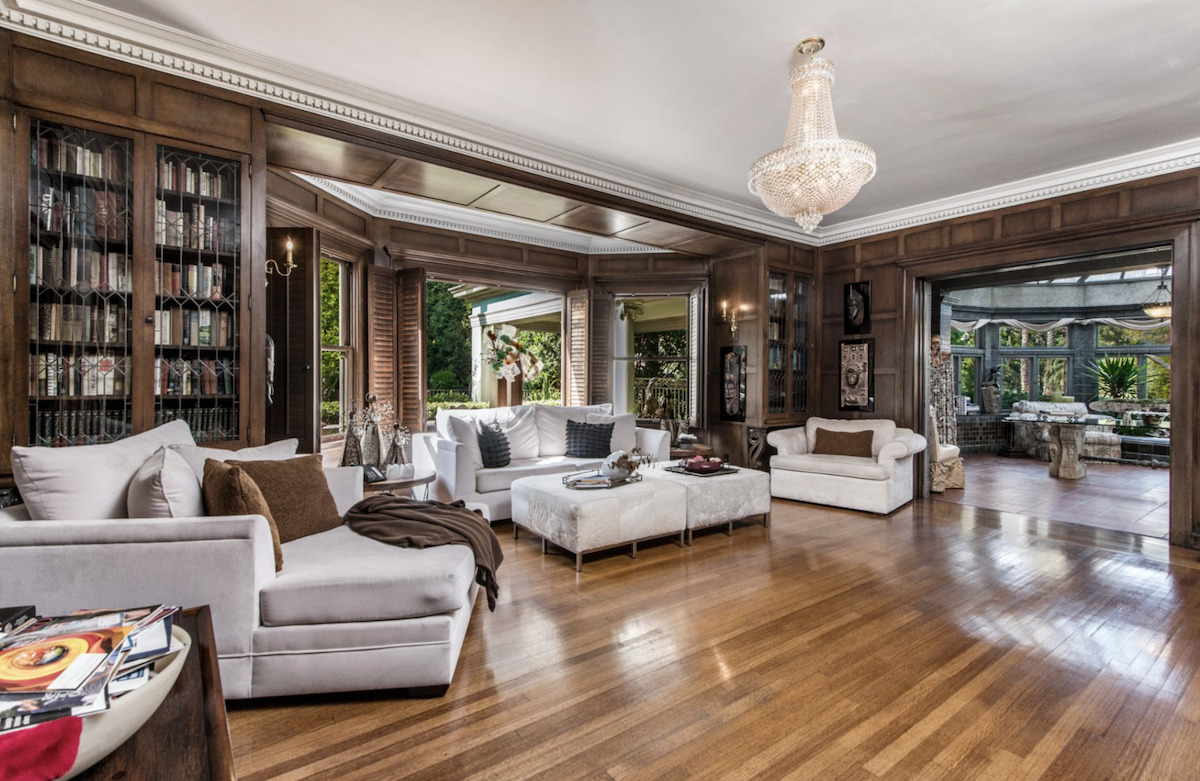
1142 266 1172 318
748 37 876 233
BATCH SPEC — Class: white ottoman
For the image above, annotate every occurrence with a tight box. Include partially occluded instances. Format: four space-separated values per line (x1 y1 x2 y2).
511 474 687 572
644 464 772 544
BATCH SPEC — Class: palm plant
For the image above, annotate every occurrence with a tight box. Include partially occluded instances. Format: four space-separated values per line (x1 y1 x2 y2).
1083 356 1147 400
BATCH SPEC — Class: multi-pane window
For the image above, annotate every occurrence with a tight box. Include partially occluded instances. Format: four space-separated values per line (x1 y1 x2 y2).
613 296 690 421
320 257 352 435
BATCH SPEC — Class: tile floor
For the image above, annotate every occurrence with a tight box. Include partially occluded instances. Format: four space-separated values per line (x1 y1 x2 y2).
934 453 1170 539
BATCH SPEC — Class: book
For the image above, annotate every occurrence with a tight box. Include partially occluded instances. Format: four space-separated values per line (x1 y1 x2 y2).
0 607 35 637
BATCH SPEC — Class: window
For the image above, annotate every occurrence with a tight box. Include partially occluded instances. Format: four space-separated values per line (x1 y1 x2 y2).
951 328 975 347
999 326 1067 347
1097 324 1171 347
956 356 978 401
320 257 353 435
613 296 691 422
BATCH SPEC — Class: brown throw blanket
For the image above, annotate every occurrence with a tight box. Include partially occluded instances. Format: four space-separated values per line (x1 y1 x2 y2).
345 494 503 610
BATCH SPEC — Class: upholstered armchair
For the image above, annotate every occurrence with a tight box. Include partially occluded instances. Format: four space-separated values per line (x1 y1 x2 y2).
767 417 927 514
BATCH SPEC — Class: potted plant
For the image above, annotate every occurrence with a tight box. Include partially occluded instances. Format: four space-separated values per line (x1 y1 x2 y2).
1083 356 1147 401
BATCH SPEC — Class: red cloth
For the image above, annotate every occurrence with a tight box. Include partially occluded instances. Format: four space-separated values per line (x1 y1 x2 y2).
0 716 82 781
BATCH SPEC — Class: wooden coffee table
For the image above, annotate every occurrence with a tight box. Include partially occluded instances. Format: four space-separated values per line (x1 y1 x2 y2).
79 605 235 780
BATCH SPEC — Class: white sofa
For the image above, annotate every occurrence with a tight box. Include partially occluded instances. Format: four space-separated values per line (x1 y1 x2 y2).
414 403 671 521
0 421 479 699
767 417 927 514
1008 400 1122 461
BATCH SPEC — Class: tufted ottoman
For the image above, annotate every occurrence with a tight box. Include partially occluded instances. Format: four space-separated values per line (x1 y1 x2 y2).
644 464 772 543
510 474 687 572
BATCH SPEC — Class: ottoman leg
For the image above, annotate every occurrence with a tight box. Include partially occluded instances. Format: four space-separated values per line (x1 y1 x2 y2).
631 541 638 559
541 538 547 554
575 552 582 572
678 531 685 547
513 525 519 540
686 529 693 546
764 511 771 528
726 521 734 537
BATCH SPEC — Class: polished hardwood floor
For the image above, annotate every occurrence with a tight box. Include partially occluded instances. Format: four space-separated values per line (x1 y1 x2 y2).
938 454 1170 539
228 495 1200 780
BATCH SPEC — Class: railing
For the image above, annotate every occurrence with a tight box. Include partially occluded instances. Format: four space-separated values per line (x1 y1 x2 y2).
633 377 688 418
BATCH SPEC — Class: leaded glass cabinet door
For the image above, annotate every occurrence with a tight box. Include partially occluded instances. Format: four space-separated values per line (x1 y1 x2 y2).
766 271 787 415
153 146 242 443
790 274 811 413
26 119 134 445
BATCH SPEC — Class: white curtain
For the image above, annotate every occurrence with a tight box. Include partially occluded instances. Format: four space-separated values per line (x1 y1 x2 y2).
951 316 1169 332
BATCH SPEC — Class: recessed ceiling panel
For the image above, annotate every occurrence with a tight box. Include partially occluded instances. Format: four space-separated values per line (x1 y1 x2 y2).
549 204 651 236
266 125 395 185
470 183 583 222
614 220 709 248
378 158 500 205
668 235 759 257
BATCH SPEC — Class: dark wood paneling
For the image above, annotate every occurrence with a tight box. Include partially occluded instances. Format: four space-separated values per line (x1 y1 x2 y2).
526 250 583 272
904 227 944 254
1001 207 1053 238
1130 177 1198 216
267 124 394 185
550 204 649 235
151 83 251 141
1060 192 1121 226
321 200 367 236
463 238 523 263
389 226 460 254
11 46 136 115
266 170 319 213
265 228 320 453
822 269 856 321
948 218 994 247
470 183 581 221
861 237 899 263
378 158 499 205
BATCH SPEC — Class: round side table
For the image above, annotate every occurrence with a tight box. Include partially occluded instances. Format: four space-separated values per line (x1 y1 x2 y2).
361 470 437 500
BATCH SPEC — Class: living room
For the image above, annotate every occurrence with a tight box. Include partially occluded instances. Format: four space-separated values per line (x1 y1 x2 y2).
2 2 1200 778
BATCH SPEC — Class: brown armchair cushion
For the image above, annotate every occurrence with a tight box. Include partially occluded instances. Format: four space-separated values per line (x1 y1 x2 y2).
203 459 283 571
811 428 874 458
226 454 342 543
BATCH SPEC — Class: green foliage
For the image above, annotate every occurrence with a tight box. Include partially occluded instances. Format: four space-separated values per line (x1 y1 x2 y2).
1084 356 1147 400
634 329 687 380
320 258 342 346
426 400 488 420
1098 324 1171 347
428 390 471 404
320 401 340 427
950 328 975 347
1146 355 1171 400
521 330 561 401
428 368 462 391
426 281 471 389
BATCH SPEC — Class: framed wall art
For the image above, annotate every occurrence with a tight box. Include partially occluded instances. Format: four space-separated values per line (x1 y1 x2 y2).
720 345 747 422
844 281 871 335
838 338 875 412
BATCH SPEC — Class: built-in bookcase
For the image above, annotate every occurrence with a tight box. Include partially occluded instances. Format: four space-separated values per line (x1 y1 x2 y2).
15 116 248 453
26 119 134 446
153 146 242 442
765 269 811 419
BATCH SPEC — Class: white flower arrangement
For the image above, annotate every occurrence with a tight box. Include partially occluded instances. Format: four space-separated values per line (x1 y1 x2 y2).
485 324 541 382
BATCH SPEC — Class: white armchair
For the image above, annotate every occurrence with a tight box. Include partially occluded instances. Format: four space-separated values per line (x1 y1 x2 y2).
767 417 926 514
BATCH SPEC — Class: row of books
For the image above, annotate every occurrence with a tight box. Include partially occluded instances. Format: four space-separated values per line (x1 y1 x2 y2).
154 407 238 440
156 261 228 300
155 200 239 252
31 301 127 345
158 157 234 198
153 307 235 348
32 183 127 240
30 244 132 294
34 135 128 182
29 410 131 445
0 605 179 733
30 353 128 398
154 357 237 396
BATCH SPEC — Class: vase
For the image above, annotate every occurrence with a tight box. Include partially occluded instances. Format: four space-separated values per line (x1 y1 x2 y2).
340 421 364 468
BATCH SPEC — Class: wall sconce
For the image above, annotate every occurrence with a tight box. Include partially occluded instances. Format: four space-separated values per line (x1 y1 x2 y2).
265 237 296 284
721 300 739 337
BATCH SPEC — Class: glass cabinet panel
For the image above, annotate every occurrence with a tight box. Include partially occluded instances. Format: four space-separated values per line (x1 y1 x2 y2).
763 269 811 419
790 274 810 413
27 120 133 445
767 271 787 414
153 146 242 442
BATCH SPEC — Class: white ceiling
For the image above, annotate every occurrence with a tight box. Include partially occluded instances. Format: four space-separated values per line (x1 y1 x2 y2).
6 0 1200 245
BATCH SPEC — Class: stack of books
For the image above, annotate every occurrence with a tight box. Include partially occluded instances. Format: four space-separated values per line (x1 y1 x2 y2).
0 605 179 733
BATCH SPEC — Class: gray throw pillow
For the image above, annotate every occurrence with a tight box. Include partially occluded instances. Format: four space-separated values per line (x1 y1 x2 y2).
477 421 511 468
565 419 614 458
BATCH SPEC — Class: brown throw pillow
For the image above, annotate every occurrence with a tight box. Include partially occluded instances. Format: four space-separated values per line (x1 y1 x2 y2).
811 428 874 458
203 459 284 571
227 454 342 544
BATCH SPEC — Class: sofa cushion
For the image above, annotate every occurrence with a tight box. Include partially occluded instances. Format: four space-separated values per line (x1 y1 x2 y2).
448 415 484 469
11 419 195 521
534 403 613 456
586 412 637 453
474 456 604 494
477 422 511 468
804 417 895 457
127 446 204 518
228 455 342 544
170 438 299 482
566 420 615 458
504 407 540 460
203 459 283 571
771 453 892 481
812 428 874 458
260 525 475 625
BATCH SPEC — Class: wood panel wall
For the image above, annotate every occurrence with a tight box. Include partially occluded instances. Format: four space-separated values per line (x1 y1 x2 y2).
815 169 1200 547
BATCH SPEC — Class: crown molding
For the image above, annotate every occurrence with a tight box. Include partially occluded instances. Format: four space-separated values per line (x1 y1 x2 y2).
4 0 1199 250
300 176 671 256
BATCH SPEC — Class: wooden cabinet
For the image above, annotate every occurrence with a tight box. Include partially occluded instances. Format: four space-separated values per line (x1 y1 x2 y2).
764 269 812 422
7 112 252 474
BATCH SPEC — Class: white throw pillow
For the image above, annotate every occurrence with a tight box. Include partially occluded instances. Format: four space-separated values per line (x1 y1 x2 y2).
127 446 203 518
587 412 637 454
11 419 196 521
170 438 300 482
447 415 484 469
533 404 613 457
504 406 540 460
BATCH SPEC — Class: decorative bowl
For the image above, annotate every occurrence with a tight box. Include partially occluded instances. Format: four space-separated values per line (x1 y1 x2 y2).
63 626 191 780
682 457 724 474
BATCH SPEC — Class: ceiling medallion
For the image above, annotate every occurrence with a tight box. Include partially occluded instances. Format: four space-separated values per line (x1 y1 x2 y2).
749 37 877 233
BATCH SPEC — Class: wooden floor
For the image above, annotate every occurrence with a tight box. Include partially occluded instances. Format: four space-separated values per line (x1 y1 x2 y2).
937 454 1170 539
228 497 1200 780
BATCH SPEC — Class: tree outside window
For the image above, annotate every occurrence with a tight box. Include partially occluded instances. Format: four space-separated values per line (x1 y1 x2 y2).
320 258 351 434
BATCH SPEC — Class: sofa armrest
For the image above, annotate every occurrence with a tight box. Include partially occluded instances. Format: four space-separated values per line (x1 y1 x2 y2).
0 514 274 659
878 433 928 468
635 427 671 462
767 427 809 455
412 432 438 475
431 437 476 502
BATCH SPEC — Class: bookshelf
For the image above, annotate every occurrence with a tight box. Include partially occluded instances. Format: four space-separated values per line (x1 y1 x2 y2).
765 269 811 420
14 117 249 457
